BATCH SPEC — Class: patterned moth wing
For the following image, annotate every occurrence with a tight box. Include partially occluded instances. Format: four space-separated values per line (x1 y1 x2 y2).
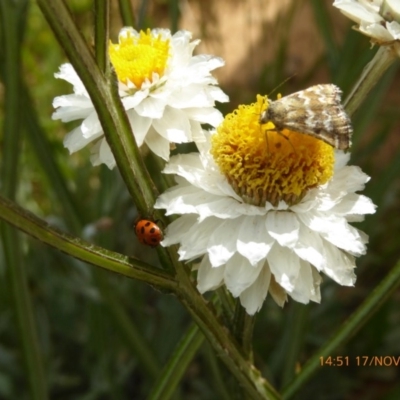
259 84 352 150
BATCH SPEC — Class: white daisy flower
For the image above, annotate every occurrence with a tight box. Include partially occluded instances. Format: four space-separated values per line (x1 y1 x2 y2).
52 28 228 169
155 96 376 315
334 0 400 49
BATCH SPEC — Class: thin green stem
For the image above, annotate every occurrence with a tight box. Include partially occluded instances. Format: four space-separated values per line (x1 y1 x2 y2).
175 272 281 400
203 344 233 400
148 323 205 400
169 0 179 33
282 259 400 399
280 303 309 388
344 45 398 117
94 270 160 378
216 287 235 327
0 195 177 292
0 2 48 400
118 0 136 27
0 227 48 400
94 0 109 73
23 89 82 232
233 302 255 361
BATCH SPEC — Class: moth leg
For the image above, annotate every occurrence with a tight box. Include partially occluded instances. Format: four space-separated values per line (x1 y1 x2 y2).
263 127 297 155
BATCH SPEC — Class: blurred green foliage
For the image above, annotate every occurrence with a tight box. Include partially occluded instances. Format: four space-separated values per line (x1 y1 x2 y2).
1 0 400 399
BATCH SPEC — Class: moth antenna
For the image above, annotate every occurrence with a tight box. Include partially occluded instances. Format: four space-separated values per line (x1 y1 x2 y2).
267 74 297 97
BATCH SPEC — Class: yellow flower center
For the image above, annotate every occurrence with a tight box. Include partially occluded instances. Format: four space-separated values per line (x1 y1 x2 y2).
211 95 335 207
109 29 170 88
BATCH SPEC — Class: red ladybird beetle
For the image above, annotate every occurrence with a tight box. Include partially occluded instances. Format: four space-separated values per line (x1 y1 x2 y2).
134 219 163 247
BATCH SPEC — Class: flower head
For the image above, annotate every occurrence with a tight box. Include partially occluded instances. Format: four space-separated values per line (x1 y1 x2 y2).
334 0 400 48
155 96 376 314
52 28 228 168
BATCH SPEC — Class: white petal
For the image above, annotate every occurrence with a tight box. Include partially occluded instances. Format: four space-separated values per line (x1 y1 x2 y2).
127 109 152 146
184 107 224 127
156 184 209 216
224 255 264 297
119 27 139 38
178 218 223 261
121 90 149 110
334 150 351 169
64 125 102 153
207 219 238 266
322 242 356 286
236 216 274 266
239 265 271 315
52 95 93 122
289 260 321 304
267 244 301 292
268 278 288 307
81 112 102 139
167 84 221 108
206 85 230 103
387 21 400 39
90 138 116 169
135 96 166 119
190 121 206 142
330 193 376 216
197 255 224 293
161 215 198 246
144 126 170 160
266 211 300 248
333 1 383 23
324 165 370 204
197 198 267 221
359 21 395 41
54 63 88 96
98 138 115 169
293 224 325 271
298 211 367 255
152 106 192 142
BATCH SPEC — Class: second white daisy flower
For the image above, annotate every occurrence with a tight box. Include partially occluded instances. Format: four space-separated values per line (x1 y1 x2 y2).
52 28 228 168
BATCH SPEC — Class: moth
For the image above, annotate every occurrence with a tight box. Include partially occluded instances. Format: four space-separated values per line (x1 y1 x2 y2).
259 84 352 150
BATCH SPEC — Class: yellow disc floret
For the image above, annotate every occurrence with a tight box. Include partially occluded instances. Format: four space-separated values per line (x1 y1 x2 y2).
211 95 335 207
109 29 170 88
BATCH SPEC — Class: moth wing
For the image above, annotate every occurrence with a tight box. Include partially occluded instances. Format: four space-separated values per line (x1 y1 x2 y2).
273 84 352 150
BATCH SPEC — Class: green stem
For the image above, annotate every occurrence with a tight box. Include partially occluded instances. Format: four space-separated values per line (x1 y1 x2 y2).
280 303 309 388
203 344 233 400
216 287 235 327
94 270 160 378
344 45 398 117
23 89 82 232
0 195 177 292
94 0 109 73
175 272 281 400
118 0 136 27
233 302 255 361
148 323 205 400
0 2 48 399
282 258 400 399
